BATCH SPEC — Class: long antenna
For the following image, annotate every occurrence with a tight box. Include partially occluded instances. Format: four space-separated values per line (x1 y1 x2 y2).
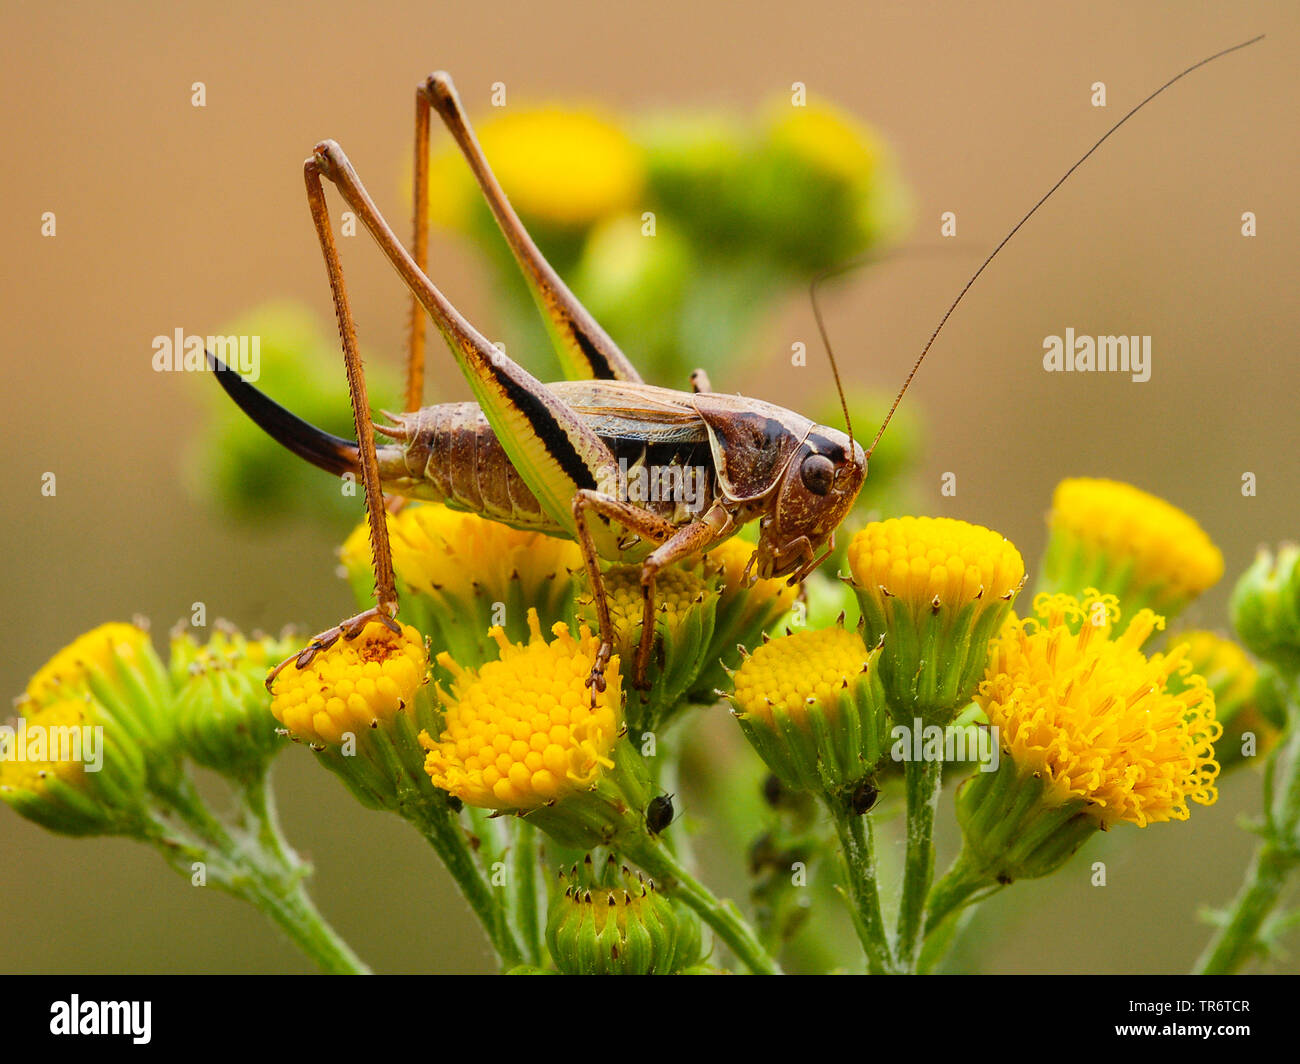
811 243 980 456
849 33 1264 460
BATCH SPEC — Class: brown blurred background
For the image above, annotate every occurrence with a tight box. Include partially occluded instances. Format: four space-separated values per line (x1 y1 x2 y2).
2 0 1296 973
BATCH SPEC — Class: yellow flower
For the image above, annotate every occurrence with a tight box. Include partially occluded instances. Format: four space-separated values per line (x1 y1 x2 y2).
729 626 889 796
763 97 882 186
848 517 1025 608
341 503 581 666
426 106 645 230
20 621 175 781
421 610 621 811
579 563 720 733
270 621 428 748
1168 630 1275 770
978 592 1221 828
848 517 1025 722
0 700 90 793
732 627 869 727
27 622 155 704
1039 477 1223 619
600 564 706 642
1 695 149 837
691 536 800 701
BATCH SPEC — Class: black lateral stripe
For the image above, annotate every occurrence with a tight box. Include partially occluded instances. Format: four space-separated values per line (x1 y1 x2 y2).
573 326 618 381
487 359 599 492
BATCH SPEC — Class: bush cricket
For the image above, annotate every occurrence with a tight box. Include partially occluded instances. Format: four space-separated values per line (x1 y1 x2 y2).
210 38 1263 693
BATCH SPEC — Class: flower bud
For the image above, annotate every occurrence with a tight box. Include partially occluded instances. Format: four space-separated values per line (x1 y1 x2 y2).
546 855 703 975
1 695 148 837
25 622 174 765
172 626 291 781
1230 544 1300 677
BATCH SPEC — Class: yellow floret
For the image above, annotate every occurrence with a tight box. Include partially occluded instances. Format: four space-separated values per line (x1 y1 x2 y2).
420 610 621 811
732 627 870 727
848 517 1025 607
269 622 428 747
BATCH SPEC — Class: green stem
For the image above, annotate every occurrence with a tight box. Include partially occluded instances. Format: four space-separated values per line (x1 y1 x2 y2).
1195 842 1299 974
143 799 368 974
628 840 782 974
924 848 1000 942
917 905 976 974
1196 695 1300 974
896 756 943 972
406 803 525 969
233 863 370 974
831 807 895 973
509 820 544 966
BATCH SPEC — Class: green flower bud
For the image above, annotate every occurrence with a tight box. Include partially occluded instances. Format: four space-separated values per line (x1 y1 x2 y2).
172 626 292 781
547 855 702 975
1230 544 1300 677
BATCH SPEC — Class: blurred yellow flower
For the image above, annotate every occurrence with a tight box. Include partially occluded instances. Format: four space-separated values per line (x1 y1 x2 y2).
1039 478 1223 618
427 106 645 229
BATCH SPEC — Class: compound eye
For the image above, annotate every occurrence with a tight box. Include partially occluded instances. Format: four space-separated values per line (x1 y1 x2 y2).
800 453 835 495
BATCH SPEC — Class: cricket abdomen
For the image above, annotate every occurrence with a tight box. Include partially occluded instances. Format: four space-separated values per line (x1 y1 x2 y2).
377 402 558 533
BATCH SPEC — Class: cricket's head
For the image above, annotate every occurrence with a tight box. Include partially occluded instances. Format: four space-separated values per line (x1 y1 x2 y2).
754 426 866 582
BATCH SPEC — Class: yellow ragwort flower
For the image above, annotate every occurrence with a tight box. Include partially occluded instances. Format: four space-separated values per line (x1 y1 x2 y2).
341 502 582 666
269 621 428 747
426 106 644 230
341 502 581 606
26 622 153 704
420 610 621 811
978 591 1221 828
1040 477 1223 618
1173 631 1257 719
764 97 882 185
582 563 719 733
706 536 799 608
0 700 89 793
848 516 1025 607
732 627 870 728
848 517 1025 722
729 626 889 795
690 536 800 701
1168 630 1275 770
600 565 707 643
